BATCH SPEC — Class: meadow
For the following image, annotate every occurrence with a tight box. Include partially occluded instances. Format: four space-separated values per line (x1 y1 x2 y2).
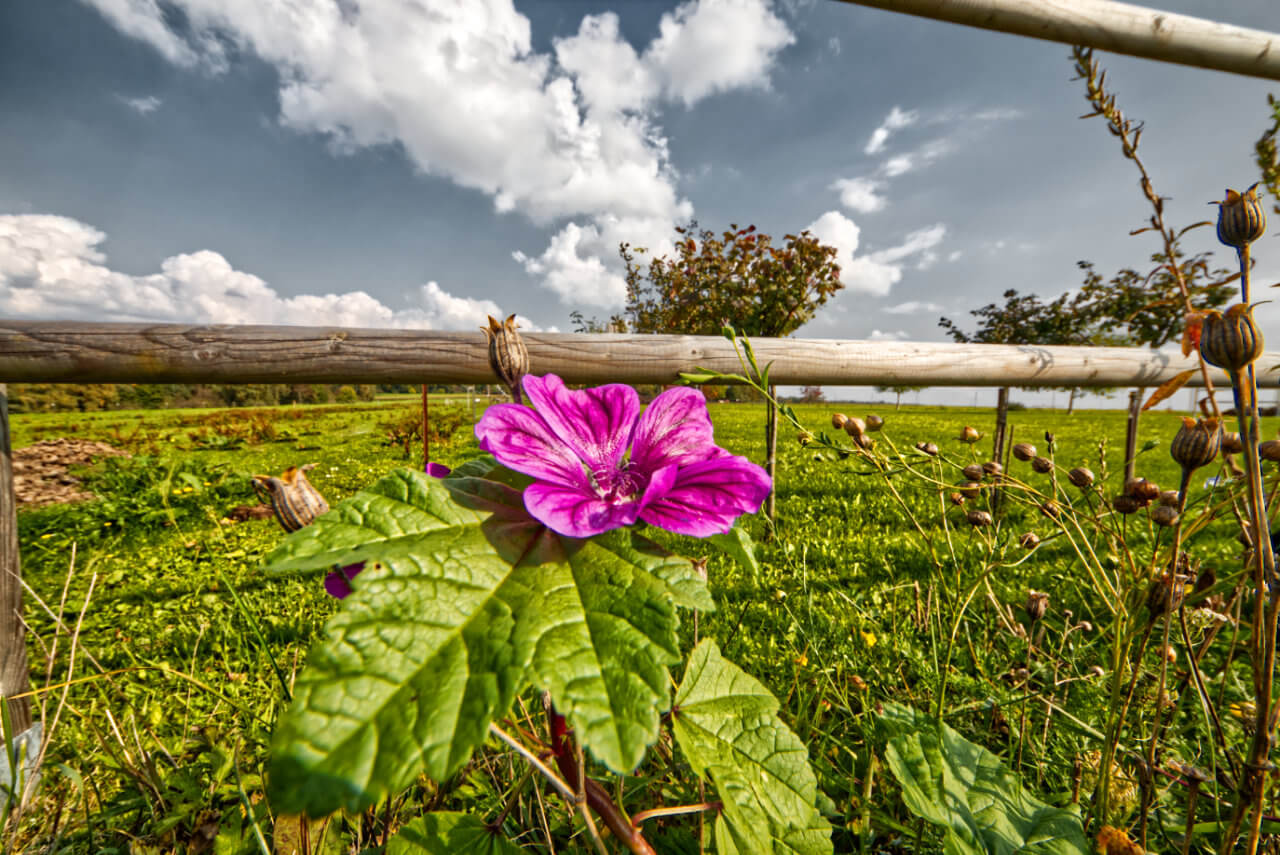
4 394 1276 854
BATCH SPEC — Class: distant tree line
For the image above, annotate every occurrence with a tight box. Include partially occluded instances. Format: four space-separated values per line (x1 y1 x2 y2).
5 383 486 413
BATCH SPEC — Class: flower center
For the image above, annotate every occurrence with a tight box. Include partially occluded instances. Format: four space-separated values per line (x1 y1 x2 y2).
590 463 647 503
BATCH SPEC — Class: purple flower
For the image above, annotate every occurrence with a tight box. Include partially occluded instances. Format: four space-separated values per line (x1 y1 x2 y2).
474 374 770 538
324 459 453 600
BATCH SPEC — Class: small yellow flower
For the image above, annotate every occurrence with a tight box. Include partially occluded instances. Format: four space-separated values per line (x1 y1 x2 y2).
860 630 877 648
794 653 808 667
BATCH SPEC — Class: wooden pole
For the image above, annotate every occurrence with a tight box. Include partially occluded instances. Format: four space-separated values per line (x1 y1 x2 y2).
0 322 1258 389
0 383 32 739
833 0 1280 81
1124 389 1142 484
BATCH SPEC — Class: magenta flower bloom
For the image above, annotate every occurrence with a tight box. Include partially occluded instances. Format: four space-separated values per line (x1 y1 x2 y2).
475 374 770 538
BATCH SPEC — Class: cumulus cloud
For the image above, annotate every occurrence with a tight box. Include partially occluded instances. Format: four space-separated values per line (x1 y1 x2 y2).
804 211 946 298
119 94 162 114
867 329 908 341
831 177 885 214
864 105 917 155
81 0 793 308
882 300 943 315
0 214 530 329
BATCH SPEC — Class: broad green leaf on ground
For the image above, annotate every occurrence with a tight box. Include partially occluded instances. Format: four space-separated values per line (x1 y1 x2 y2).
672 640 833 855
708 523 762 584
387 812 523 855
878 703 1088 855
265 466 704 816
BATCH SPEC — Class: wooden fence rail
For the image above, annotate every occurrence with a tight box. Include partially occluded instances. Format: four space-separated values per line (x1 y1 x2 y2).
0 321 1272 388
835 0 1280 81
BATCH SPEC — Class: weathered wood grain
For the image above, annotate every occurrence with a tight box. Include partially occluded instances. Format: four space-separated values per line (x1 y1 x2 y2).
835 0 1280 81
0 321 1268 388
0 384 31 736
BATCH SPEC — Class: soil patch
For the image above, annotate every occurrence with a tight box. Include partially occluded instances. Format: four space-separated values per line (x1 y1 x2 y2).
13 438 129 507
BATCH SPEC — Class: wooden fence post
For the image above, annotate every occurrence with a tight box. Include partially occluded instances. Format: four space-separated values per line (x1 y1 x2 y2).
1123 389 1142 484
0 383 35 803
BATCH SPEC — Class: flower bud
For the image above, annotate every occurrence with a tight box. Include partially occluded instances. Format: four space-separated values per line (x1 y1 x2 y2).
1200 304 1264 372
966 509 993 527
962 463 984 481
1031 456 1053 474
948 491 966 506
1068 467 1095 489
1125 478 1160 503
865 414 884 431
853 433 875 450
832 413 849 430
1012 442 1036 462
1113 494 1140 514
1259 440 1280 462
958 425 981 443
958 481 982 499
1150 505 1179 527
1215 183 1267 249
1171 416 1221 471
916 441 939 457
844 416 867 437
1019 532 1040 549
1039 500 1060 520
1158 490 1180 507
1025 590 1049 623
1221 432 1244 455
483 314 530 403
982 461 1003 478
797 430 814 446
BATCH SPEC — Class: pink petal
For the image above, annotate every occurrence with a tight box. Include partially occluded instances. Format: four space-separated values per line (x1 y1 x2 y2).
324 563 364 599
475 402 591 490
524 481 642 538
522 375 639 475
639 455 771 537
425 462 452 478
630 387 717 473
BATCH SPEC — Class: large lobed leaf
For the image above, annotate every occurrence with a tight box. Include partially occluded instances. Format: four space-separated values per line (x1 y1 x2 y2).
387 812 523 855
878 703 1089 855
265 464 710 817
672 640 833 855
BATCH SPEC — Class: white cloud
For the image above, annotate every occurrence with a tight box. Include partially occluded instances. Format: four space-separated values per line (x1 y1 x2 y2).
882 155 913 177
882 300 943 314
805 211 946 298
0 213 530 330
915 250 938 270
864 105 917 155
828 36 841 56
80 0 793 309
119 94 162 114
947 250 963 262
831 177 885 214
868 329 908 341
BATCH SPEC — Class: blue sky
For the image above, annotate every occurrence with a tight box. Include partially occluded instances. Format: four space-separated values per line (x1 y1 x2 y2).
1 0 1276 405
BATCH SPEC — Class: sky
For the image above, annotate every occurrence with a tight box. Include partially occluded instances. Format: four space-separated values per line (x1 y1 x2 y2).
1 0 1277 408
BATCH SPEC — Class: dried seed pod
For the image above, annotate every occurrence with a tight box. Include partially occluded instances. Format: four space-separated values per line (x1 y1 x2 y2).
797 430 814 446
483 314 530 403
982 460 1003 478
1215 183 1267 248
962 463 984 481
916 441 939 456
252 464 330 533
1221 431 1244 455
966 509 993 527
958 425 981 443
1150 505 1179 527
958 481 982 499
865 414 884 431
1019 532 1040 549
1200 304 1264 372
1012 442 1036 462
1259 440 1280 462
948 491 966 506
1158 490 1181 507
853 433 875 450
1170 416 1222 471
1067 467 1095 489
1146 572 1184 618
1025 590 1049 623
1039 500 1061 520
1113 494 1140 514
832 413 849 430
843 416 867 436
1031 456 1053 474
1126 478 1161 503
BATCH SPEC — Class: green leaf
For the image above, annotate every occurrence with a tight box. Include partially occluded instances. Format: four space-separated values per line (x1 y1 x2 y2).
708 524 762 585
267 467 705 816
387 813 523 855
673 640 833 855
679 371 721 384
878 703 1089 855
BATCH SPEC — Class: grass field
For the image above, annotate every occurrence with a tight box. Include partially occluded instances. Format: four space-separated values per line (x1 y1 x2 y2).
4 395 1276 853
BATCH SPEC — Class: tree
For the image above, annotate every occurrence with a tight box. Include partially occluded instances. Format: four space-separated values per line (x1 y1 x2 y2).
621 222 844 520
875 384 924 410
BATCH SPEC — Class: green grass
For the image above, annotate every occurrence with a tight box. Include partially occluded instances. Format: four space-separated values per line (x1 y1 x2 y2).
5 398 1275 853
